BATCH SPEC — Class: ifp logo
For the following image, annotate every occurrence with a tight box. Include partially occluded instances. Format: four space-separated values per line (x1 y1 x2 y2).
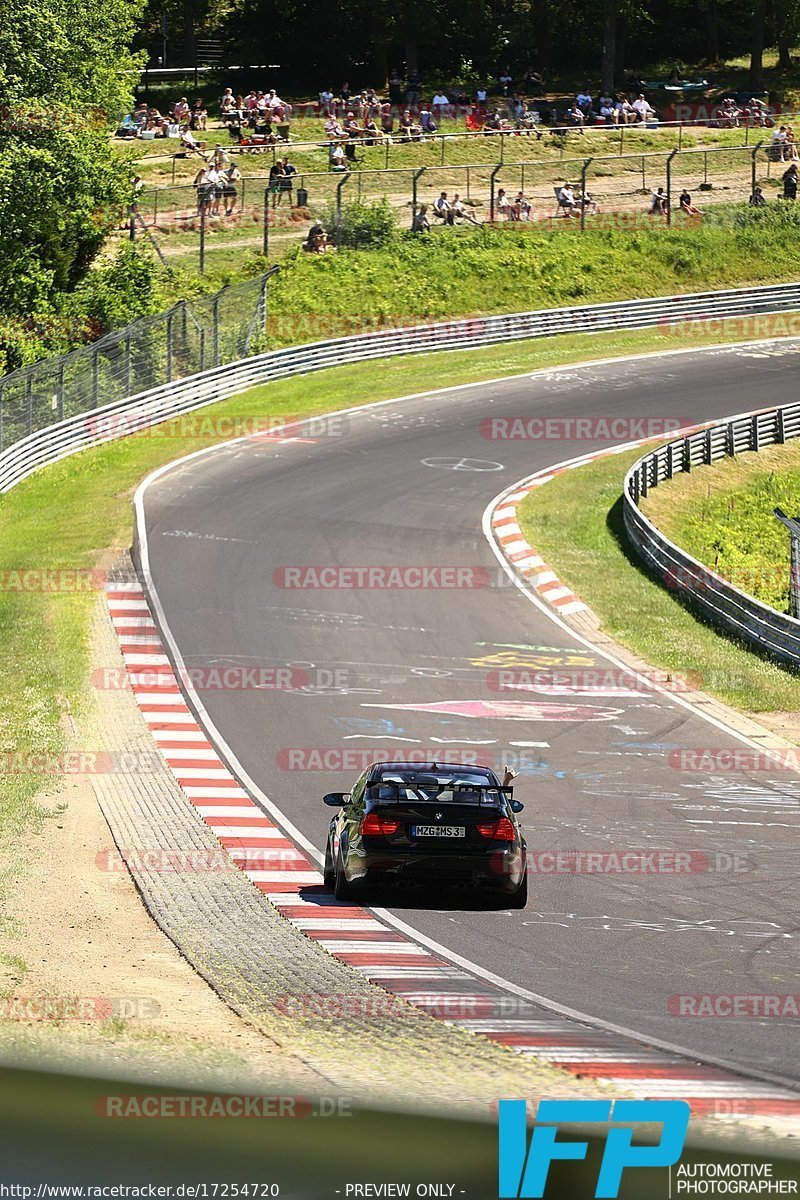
498 1099 690 1198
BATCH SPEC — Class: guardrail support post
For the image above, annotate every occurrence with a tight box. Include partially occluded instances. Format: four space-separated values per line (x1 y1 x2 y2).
726 423 735 456
683 438 691 472
166 310 174 382
752 413 760 452
778 407 786 444
666 149 678 226
580 157 592 231
213 293 221 367
705 427 712 464
489 164 502 222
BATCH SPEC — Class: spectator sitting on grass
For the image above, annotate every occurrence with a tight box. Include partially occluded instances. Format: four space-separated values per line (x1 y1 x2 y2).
433 191 455 223
564 103 585 129
679 188 701 216
190 100 208 131
180 125 207 156
325 115 345 139
650 186 668 215
380 104 395 136
220 88 237 116
330 142 347 170
632 94 655 123
172 97 190 124
557 182 577 215
412 204 431 233
771 125 788 162
453 193 482 225
576 88 593 117
304 224 335 253
783 162 798 200
419 104 437 134
363 115 380 144
515 190 532 219
599 94 616 123
749 184 767 206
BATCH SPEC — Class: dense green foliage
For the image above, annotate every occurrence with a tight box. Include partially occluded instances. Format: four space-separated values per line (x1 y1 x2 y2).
238 204 800 345
642 444 800 612
0 0 155 372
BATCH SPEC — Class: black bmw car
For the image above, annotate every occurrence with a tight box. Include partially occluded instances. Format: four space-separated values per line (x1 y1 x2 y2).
322 760 527 906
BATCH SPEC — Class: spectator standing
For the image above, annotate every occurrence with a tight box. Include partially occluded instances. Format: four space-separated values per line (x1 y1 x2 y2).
268 159 285 207
320 88 334 116
221 162 241 216
388 69 403 106
406 70 422 106
476 84 488 106
432 91 450 120
279 155 297 204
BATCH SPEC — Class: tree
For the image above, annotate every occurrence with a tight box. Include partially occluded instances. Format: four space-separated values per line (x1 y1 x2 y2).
749 0 767 89
0 0 147 368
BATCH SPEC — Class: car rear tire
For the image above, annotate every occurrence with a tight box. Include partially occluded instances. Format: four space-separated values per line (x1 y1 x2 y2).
333 850 351 900
507 872 528 908
323 838 335 890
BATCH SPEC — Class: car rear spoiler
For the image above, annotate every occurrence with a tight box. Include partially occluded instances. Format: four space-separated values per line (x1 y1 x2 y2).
367 781 514 802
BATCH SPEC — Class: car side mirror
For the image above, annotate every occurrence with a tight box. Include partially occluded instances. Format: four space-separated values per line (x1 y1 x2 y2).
323 791 350 806
510 799 524 813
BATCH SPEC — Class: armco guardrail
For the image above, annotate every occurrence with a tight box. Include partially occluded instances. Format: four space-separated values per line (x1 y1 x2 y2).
624 401 800 667
4 280 800 495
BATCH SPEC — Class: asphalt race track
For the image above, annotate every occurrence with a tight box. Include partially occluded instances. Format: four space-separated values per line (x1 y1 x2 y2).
137 340 800 1084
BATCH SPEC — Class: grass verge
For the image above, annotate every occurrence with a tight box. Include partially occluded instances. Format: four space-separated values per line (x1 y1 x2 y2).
641 441 800 613
2 319 800 914
516 449 800 718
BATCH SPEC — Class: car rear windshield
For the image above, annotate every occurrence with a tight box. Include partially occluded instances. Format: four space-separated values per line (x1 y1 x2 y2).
367 772 506 805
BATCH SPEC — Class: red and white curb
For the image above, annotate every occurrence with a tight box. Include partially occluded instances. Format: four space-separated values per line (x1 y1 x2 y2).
488 423 718 617
106 579 800 1122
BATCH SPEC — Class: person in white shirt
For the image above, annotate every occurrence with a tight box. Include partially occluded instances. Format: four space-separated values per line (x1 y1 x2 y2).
204 163 224 215
476 86 488 105
599 94 616 123
320 89 334 116
632 94 654 123
557 183 577 215
576 90 592 116
432 92 450 119
330 142 347 170
771 125 788 161
453 193 481 224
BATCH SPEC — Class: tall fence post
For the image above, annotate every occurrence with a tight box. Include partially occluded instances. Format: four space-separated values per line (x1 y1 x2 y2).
0 386 4 451
57 363 64 421
411 167 426 228
489 164 502 222
26 374 33 436
666 148 678 226
336 172 351 239
92 347 99 409
580 157 592 231
751 141 764 200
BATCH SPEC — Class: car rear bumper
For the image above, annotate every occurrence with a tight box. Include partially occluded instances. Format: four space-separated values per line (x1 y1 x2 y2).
350 847 526 891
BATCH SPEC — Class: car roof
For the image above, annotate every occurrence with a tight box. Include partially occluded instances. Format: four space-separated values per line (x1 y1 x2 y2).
367 761 501 784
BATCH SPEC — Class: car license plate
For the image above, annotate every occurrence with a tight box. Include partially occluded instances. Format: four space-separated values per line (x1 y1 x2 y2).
411 825 466 838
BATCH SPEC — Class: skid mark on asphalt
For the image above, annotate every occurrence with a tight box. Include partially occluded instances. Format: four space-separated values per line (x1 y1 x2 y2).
105 579 800 1121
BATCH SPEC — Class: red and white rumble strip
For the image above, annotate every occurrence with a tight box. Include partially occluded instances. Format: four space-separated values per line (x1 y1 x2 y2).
488 423 718 618
106 578 800 1121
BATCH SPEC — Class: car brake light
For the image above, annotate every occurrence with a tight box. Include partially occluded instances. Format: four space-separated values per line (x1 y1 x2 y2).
360 813 400 836
477 817 515 841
